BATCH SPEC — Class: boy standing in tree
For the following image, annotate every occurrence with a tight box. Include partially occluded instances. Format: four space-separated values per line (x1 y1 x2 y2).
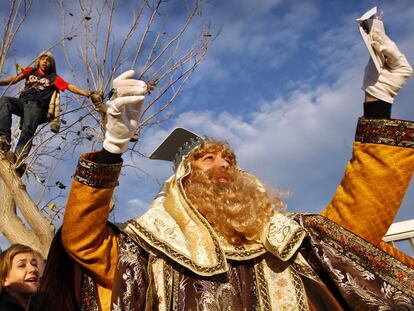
0 51 92 161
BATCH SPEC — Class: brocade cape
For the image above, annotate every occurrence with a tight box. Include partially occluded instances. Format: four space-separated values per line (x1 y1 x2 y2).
58 117 414 310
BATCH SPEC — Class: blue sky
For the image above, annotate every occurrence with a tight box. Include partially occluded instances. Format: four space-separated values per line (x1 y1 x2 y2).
1 0 413 254
127 0 414 221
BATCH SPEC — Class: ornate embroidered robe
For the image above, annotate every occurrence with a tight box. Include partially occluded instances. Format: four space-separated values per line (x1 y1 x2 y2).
59 117 414 310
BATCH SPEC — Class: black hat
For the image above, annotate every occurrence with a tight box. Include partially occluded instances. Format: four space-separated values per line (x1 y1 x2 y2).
150 128 203 167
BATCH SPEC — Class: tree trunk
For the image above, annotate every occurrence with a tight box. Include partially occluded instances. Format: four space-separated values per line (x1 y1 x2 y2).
0 158 54 257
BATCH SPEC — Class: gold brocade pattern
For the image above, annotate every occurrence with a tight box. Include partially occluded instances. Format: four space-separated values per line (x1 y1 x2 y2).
124 211 307 277
192 277 239 311
113 218 414 311
290 259 321 285
144 256 155 311
224 247 266 260
222 213 307 261
322 117 414 247
75 152 122 188
123 160 228 276
164 262 173 311
254 261 272 311
120 155 316 310
303 215 414 298
67 117 414 310
355 117 414 148
171 269 181 311
125 218 227 276
218 232 266 260
123 159 306 276
260 255 309 311
263 213 306 261
290 268 308 311
322 140 414 245
149 256 169 311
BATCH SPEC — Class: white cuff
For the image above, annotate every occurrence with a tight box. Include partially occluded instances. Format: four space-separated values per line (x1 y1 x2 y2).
103 134 129 154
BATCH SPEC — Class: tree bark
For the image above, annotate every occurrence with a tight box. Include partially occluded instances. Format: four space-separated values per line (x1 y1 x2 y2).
0 158 54 257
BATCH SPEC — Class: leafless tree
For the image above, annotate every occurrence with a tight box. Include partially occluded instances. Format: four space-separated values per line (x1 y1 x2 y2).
0 0 209 257
59 0 209 137
0 0 54 256
0 0 33 73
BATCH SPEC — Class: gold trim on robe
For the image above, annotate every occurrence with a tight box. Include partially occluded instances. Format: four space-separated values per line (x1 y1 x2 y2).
121 158 309 277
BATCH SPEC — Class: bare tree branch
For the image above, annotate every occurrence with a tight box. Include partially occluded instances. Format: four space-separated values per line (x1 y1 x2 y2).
0 0 210 253
0 0 33 73
0 157 54 256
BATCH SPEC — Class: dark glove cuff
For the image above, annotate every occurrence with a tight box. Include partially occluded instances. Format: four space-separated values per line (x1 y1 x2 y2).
363 100 392 118
355 117 414 148
96 148 123 164
74 152 122 188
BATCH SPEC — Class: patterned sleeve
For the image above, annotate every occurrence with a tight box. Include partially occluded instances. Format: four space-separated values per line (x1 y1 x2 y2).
62 152 123 288
321 118 414 251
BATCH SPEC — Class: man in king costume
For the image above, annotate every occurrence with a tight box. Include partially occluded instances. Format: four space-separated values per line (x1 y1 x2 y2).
39 16 414 310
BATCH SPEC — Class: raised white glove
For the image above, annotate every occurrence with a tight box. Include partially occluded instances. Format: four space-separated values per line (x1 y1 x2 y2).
103 70 147 154
363 29 412 103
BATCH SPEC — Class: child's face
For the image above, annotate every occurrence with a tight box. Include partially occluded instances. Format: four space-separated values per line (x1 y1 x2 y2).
39 55 52 72
3 252 39 296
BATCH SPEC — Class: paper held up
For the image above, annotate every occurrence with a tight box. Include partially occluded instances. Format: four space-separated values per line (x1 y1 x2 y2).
356 7 385 73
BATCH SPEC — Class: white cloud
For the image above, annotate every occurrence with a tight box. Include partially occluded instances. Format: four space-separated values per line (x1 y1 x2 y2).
121 197 150 219
122 3 414 223
1 1 414 247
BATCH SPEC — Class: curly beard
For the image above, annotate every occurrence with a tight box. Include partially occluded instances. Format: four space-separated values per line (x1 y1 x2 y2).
183 166 283 245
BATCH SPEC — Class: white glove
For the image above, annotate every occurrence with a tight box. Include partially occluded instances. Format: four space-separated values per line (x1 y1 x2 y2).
363 29 412 103
103 70 147 154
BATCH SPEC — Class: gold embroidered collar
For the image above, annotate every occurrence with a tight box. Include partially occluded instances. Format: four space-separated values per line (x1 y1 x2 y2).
120 159 306 276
